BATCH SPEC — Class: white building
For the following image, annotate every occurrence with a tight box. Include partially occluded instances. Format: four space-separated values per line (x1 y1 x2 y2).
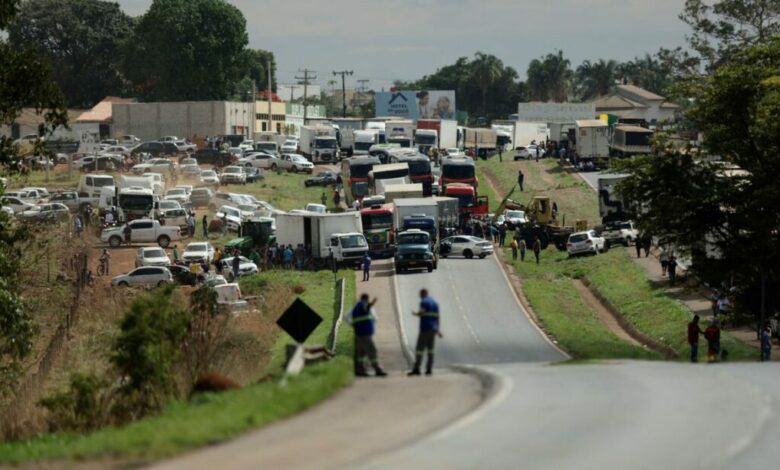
592 85 678 126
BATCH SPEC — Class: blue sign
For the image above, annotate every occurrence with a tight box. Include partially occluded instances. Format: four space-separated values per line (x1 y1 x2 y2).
375 90 456 120
375 91 418 119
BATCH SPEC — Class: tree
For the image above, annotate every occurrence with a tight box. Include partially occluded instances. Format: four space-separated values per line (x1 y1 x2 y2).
0 0 66 396
616 54 674 95
526 50 573 102
617 37 780 330
121 0 249 101
470 52 504 117
7 0 133 108
243 48 276 92
575 59 617 100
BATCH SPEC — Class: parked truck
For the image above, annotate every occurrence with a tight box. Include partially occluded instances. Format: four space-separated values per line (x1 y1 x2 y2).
299 125 340 163
330 118 364 155
383 183 423 203
609 125 653 157
575 119 610 166
274 212 368 266
463 128 497 156
394 198 439 242
415 119 457 153
361 203 395 257
597 175 631 224
385 120 415 148
368 163 410 196
353 130 380 156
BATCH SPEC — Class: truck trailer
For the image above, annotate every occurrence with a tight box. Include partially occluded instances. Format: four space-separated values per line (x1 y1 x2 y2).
274 211 368 266
415 119 458 153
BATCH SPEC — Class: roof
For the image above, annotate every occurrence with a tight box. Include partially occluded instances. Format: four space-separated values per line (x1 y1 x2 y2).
616 84 665 101
370 163 409 173
592 95 648 110
441 156 475 166
76 96 135 123
615 125 653 133
576 119 608 128
660 101 680 109
12 108 84 127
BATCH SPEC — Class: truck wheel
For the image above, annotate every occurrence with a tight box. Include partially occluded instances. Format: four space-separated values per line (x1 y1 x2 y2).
464 249 474 259
109 236 122 248
157 235 170 248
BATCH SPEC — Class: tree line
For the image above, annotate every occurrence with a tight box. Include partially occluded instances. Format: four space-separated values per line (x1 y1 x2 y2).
6 0 277 108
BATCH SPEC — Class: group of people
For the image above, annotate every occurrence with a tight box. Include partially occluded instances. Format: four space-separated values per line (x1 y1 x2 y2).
348 289 440 377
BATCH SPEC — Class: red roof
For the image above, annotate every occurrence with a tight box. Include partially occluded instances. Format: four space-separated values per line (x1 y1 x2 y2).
257 90 283 102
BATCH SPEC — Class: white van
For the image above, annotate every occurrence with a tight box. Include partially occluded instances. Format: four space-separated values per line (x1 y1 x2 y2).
77 174 115 198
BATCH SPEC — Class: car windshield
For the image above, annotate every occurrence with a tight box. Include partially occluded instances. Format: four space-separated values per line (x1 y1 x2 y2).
185 244 207 253
92 176 114 187
399 233 429 244
570 234 588 243
145 249 165 258
202 170 216 177
415 134 436 145
224 167 241 174
407 160 431 176
340 234 367 248
222 207 239 216
316 138 337 149
167 189 185 195
506 211 524 219
350 163 374 178
159 201 179 209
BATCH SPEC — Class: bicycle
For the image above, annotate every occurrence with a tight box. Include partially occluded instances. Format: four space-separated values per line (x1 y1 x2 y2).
97 259 109 276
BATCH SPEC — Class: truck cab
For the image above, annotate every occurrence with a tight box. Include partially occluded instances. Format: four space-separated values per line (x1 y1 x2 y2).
394 229 436 273
330 232 369 266
361 204 395 257
444 183 489 217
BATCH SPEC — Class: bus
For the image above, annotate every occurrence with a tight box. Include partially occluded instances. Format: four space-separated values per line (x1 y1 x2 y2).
389 151 434 196
360 203 395 256
368 163 410 196
440 156 477 193
341 156 381 206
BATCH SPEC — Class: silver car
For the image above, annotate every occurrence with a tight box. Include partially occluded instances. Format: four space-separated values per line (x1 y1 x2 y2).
566 230 607 256
111 266 173 287
440 235 495 259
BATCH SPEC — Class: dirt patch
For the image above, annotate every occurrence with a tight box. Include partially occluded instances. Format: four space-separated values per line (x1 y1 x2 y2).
571 279 644 348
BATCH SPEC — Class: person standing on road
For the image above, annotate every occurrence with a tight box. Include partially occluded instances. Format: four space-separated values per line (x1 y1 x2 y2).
123 222 132 245
202 214 208 238
74 215 83 238
517 170 525 191
510 238 519 261
409 289 442 376
761 324 772 362
688 315 704 363
362 253 371 281
348 294 387 377
533 236 542 265
635 237 643 258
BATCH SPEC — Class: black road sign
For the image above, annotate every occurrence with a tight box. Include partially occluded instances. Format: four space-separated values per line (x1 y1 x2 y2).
276 298 323 343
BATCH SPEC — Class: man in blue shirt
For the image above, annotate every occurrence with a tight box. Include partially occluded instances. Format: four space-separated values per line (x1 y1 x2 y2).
409 289 442 376
348 294 387 377
362 253 372 281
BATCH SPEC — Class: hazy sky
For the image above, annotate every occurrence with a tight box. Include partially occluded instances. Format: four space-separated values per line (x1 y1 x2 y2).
116 0 690 90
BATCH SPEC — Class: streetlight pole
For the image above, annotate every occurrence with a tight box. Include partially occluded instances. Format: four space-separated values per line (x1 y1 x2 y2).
333 70 353 117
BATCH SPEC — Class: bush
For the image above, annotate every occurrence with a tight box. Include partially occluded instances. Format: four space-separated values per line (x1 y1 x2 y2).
38 373 111 432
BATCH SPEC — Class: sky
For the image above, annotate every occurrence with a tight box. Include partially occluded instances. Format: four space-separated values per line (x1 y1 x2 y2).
116 0 690 91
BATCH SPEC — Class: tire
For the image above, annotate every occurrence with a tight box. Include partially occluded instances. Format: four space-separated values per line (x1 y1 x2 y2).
157 280 167 287
271 163 277 170
479 253 487 259
157 235 170 248
109 236 122 248
427 264 433 273
118 281 129 287
464 249 473 259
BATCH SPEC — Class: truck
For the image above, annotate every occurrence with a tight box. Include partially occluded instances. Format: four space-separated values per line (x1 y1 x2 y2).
353 130 379 156
368 163 410 195
432 196 460 236
341 156 381 206
394 229 437 273
394 198 439 243
274 212 368 266
101 218 182 248
597 175 631 224
415 119 458 153
443 183 489 218
360 203 395 257
463 128 497 155
365 121 386 144
509 122 548 148
388 150 434 196
224 218 275 256
330 118 364 155
440 156 477 192
383 183 423 203
119 174 164 196
385 120 415 148
299 125 340 163
575 119 610 165
609 125 653 158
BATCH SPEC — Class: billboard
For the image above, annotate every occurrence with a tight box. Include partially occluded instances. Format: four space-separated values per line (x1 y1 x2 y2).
375 90 456 120
515 102 595 123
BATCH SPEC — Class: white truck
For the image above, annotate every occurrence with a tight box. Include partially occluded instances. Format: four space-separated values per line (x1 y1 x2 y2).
353 130 379 155
274 212 368 266
597 175 631 224
385 120 415 148
509 122 548 148
101 218 182 248
119 174 164 196
416 119 457 152
365 121 386 144
299 125 340 163
575 119 610 160
463 128 497 153
383 183 423 203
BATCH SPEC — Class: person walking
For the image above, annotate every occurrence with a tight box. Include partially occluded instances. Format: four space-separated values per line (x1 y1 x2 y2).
348 294 387 377
660 251 669 276
232 252 241 280
172 244 180 263
668 255 678 285
221 213 228 235
535 146 540 162
635 237 642 258
409 289 442 376
321 192 327 207
704 320 721 362
283 245 293 269
362 253 372 282
510 238 519 261
643 236 651 257
519 237 527 261
99 248 111 276
123 222 132 245
688 315 704 363
202 214 208 238
532 236 542 265
74 215 83 238
187 213 195 237
517 170 525 192
761 324 772 362
498 224 506 247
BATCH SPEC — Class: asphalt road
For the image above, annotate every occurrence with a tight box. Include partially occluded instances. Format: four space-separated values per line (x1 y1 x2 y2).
394 254 565 366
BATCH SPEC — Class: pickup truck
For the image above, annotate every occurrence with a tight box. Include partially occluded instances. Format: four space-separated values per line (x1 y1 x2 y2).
48 191 98 213
600 221 638 247
394 229 437 273
101 218 183 248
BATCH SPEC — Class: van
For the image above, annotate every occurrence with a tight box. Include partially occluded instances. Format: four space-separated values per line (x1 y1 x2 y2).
78 174 115 197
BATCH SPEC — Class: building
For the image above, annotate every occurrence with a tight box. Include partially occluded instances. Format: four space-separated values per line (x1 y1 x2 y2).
254 99 287 135
75 96 135 139
111 101 255 142
0 108 84 141
286 103 327 136
592 84 679 126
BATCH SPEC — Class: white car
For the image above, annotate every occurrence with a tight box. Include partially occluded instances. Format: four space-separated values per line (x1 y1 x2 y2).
182 241 215 264
164 187 190 204
238 140 255 151
514 144 546 160
220 166 246 185
111 266 173 288
444 148 465 158
239 152 279 169
18 203 70 223
180 163 201 176
160 136 179 143
504 210 527 225
199 169 220 186
567 230 608 256
132 158 175 175
304 203 326 214
1 206 14 217
279 154 314 173
135 247 171 268
21 187 50 199
100 145 131 157
440 235 495 259
1 196 34 213
119 135 141 145
220 256 259 278
215 205 247 232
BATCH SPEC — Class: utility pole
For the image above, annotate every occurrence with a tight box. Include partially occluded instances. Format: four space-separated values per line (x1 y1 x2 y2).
267 59 273 133
333 70 353 117
287 85 301 102
295 68 317 124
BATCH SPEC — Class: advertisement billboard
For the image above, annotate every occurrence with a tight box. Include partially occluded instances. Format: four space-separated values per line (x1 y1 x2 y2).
375 90 456 120
515 102 595 123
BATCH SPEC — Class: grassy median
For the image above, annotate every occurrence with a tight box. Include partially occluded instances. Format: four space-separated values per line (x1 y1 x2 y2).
479 155 754 361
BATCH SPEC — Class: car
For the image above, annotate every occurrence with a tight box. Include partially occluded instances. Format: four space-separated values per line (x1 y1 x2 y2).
194 148 232 166
18 203 70 223
119 135 141 146
180 163 201 176
601 221 639 247
135 246 172 268
238 140 255 151
164 187 190 205
219 256 259 279
208 192 248 211
242 166 264 183
100 145 131 157
1 206 14 217
101 139 119 146
279 154 314 173
304 203 326 214
22 187 51 199
220 166 246 185
80 155 123 172
215 205 247 232
168 264 198 286
238 152 279 169
566 230 608 256
190 187 214 208
1 196 34 214
514 144 546 160
101 219 182 248
174 140 197 152
131 141 179 158
202 273 227 288
444 148 465 158
304 171 337 187
242 196 280 214
132 158 175 175
504 210 527 226
440 235 494 259
182 241 215 263
199 169 220 186
111 266 173 288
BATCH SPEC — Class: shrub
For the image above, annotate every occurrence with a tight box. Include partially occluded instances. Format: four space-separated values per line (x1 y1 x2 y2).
38 372 111 432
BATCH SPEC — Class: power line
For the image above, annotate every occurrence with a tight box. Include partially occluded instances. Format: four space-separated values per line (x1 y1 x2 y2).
333 70 353 118
295 68 317 122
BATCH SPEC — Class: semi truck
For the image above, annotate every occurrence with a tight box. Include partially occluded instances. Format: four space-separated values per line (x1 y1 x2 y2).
385 120 415 148
597 175 631 224
440 156 477 192
360 203 395 257
330 118 364 155
353 130 380 156
274 211 368 266
383 183 423 203
415 119 458 153
299 125 340 163
388 150 434 196
575 119 610 163
463 128 497 154
341 155 382 206
394 198 439 242
443 183 489 219
368 163 410 195
609 125 653 157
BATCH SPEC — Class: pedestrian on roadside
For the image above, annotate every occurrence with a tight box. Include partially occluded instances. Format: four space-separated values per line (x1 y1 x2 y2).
716 294 731 320
704 320 721 362
202 214 208 238
347 294 387 377
221 213 228 235
321 191 327 207
123 222 132 245
498 224 506 247
519 238 527 261
668 255 678 285
535 146 540 162
533 236 542 265
761 323 772 362
74 215 83 238
172 244 180 263
635 235 643 258
642 236 651 257
283 245 293 269
490 223 499 244
409 289 442 376
362 253 371 281
187 213 195 237
517 170 525 191
295 244 305 270
510 238 519 261
688 315 704 363
660 250 669 276
232 252 241 280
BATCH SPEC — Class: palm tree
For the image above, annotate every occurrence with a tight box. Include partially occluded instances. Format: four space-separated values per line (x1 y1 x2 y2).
470 52 503 116
576 59 617 100
526 50 573 102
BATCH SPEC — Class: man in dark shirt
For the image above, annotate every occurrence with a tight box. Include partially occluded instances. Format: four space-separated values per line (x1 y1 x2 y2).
409 289 442 376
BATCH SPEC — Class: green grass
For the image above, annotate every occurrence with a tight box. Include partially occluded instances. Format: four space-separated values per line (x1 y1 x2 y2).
233 170 334 212
479 155 755 361
0 270 357 464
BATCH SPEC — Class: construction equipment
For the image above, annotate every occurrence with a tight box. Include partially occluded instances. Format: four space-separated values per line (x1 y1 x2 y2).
224 218 275 256
503 195 577 251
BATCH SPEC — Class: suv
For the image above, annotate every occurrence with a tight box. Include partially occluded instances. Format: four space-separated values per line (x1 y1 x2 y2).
131 141 179 158
394 229 437 273
220 166 246 185
601 221 638 247
194 148 232 167
567 230 607 257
